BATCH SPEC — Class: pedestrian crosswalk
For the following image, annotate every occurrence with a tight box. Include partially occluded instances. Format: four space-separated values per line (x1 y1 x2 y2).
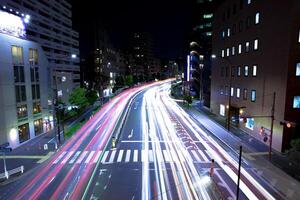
52 149 211 165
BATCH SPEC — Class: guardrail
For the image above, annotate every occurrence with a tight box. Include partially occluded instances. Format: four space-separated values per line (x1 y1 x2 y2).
0 165 24 180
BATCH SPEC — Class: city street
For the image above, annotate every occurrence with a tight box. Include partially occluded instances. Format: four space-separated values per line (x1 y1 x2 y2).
0 81 289 200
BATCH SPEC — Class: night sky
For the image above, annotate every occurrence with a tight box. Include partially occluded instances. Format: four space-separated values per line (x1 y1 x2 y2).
71 0 194 59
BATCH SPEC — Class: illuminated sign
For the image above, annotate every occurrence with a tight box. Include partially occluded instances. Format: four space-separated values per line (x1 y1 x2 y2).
0 10 26 38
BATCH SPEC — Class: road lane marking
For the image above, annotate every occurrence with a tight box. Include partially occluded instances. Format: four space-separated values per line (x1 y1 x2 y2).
93 151 102 163
53 151 67 164
69 151 81 164
117 150 124 162
76 151 88 164
199 150 209 162
163 150 171 162
108 150 116 163
128 129 133 139
191 150 201 163
133 150 138 162
101 151 109 163
125 150 131 162
61 151 74 164
148 150 153 162
85 151 95 164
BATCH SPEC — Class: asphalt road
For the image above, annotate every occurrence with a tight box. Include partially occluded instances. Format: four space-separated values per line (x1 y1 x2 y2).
0 81 286 200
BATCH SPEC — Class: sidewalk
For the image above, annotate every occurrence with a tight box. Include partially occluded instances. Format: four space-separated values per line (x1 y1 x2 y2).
181 100 300 200
0 105 96 181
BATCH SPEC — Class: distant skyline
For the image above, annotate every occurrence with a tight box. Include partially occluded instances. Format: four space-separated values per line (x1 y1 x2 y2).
71 0 194 59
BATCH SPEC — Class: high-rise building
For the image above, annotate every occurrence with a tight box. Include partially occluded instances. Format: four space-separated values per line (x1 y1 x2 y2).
190 0 219 107
129 32 158 80
0 9 52 148
1 0 80 103
210 0 300 152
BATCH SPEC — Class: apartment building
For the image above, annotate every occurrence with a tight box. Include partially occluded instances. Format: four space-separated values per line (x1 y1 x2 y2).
1 0 80 103
211 0 300 152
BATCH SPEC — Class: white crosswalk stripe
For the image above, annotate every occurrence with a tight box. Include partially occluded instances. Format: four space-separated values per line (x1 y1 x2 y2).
53 151 67 164
108 150 116 163
93 151 102 163
85 151 95 164
125 150 131 162
69 151 81 164
117 150 124 162
61 151 74 164
52 149 211 165
76 151 88 164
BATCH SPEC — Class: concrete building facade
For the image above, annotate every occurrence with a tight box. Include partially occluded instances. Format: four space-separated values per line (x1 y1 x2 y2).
0 31 51 148
211 0 300 152
1 0 80 103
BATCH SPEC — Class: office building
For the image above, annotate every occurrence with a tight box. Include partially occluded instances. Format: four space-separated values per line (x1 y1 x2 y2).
1 0 80 103
210 0 300 152
0 10 52 148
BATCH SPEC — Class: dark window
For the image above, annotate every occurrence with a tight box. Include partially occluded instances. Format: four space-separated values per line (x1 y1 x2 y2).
232 24 236 35
227 8 231 19
225 67 229 77
14 66 25 83
246 16 251 29
15 85 27 103
240 0 244 9
18 123 30 143
30 67 39 82
231 66 235 77
32 84 40 100
221 67 224 77
243 89 248 100
239 20 243 32
233 4 237 15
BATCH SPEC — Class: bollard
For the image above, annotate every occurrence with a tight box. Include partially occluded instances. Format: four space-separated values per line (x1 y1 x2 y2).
210 159 214 177
112 137 116 149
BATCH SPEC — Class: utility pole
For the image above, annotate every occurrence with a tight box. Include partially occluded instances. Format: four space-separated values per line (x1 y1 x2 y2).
236 145 242 200
269 92 276 161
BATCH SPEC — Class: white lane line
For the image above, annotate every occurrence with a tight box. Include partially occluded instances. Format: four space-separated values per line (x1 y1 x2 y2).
101 151 109 163
93 151 102 163
133 150 138 162
108 150 116 163
191 150 201 163
163 150 171 162
156 150 164 162
53 151 67 164
85 151 95 164
61 151 74 164
117 150 124 162
69 151 81 164
148 150 153 162
141 150 146 162
198 150 209 162
125 150 131 162
76 151 88 164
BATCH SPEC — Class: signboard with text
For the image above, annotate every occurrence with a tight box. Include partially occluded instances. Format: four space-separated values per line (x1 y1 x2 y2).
0 10 26 38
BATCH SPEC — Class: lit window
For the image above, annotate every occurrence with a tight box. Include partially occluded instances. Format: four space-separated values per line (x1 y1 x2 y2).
29 48 38 64
253 65 257 76
236 88 240 98
245 41 250 52
226 48 230 57
11 46 24 65
203 14 213 19
244 65 249 76
237 66 241 76
221 50 225 57
293 96 300 108
231 87 234 97
222 31 225 38
238 44 242 54
227 28 230 37
255 12 260 24
254 39 259 50
251 90 256 102
248 0 251 4
232 46 235 55
220 86 224 95
57 90 63 97
298 29 300 43
220 104 225 116
296 63 300 76
243 89 248 100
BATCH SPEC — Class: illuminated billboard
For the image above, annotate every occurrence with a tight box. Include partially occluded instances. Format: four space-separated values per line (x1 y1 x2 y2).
0 10 26 38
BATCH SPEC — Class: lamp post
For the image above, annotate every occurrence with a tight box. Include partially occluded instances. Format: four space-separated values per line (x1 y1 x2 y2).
52 53 77 144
